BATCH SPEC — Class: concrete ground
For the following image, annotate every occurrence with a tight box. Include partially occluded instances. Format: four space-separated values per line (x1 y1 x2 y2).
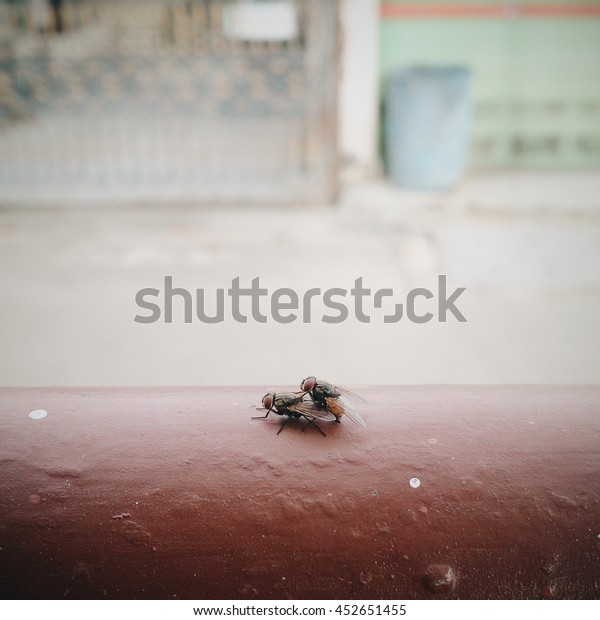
0 171 599 387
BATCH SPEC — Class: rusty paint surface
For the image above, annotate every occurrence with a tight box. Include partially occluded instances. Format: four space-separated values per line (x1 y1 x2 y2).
0 386 599 599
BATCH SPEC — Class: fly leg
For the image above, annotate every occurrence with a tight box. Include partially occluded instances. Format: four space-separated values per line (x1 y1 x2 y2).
252 409 270 420
302 417 327 437
303 391 317 404
276 416 292 435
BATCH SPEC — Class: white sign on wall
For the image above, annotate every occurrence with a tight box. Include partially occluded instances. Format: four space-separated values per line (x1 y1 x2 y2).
222 0 298 42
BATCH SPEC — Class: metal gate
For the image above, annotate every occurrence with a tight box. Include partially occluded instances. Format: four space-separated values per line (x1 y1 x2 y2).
0 0 338 204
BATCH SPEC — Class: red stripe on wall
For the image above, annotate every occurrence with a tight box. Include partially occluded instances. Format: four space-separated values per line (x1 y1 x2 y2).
381 4 600 19
524 5 600 16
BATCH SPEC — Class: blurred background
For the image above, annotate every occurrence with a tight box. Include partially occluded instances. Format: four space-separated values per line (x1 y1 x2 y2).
0 0 599 386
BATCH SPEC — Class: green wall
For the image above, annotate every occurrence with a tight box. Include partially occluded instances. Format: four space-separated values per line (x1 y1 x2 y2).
380 15 600 168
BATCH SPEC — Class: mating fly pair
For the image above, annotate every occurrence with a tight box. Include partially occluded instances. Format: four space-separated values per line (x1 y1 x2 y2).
253 376 367 437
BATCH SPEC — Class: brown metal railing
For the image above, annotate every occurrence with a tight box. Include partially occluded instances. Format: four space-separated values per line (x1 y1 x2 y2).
1 385 598 599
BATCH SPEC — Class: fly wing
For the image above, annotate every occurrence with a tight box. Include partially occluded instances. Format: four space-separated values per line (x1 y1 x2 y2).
326 395 367 428
335 385 368 405
290 400 336 422
340 404 367 428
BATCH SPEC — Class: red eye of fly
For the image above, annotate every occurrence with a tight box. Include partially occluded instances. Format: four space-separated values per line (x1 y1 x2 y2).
302 376 316 392
262 393 274 410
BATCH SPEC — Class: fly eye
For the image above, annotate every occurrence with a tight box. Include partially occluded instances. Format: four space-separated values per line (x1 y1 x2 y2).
262 393 274 410
302 376 316 392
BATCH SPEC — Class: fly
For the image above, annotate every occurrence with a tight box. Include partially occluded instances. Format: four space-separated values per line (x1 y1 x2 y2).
252 391 336 437
300 376 367 427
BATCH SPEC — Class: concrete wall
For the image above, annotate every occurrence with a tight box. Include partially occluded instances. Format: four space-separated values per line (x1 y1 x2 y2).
379 4 600 169
338 0 381 175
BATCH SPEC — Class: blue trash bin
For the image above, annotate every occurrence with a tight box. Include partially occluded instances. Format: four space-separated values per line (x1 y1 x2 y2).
384 66 473 190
